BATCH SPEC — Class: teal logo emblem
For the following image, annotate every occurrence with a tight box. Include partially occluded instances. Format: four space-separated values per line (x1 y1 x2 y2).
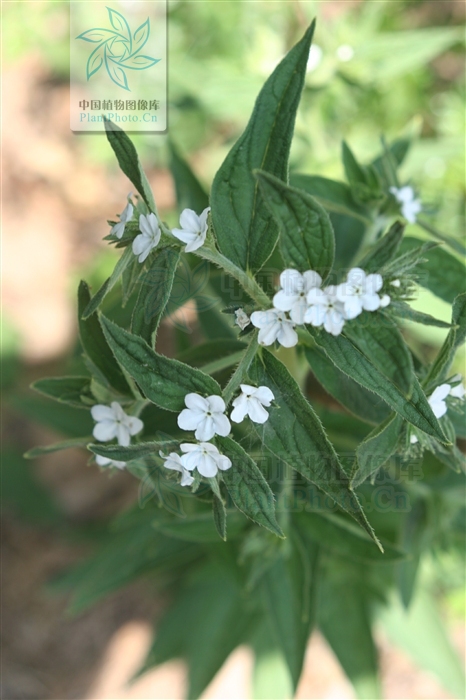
76 6 160 92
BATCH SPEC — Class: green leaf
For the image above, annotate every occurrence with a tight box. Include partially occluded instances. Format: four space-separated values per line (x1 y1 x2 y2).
296 511 405 563
371 137 411 185
210 21 315 272
82 246 135 318
249 350 380 545
223 332 259 404
389 300 452 328
25 436 92 459
290 174 370 223
78 281 132 396
305 326 448 444
131 247 180 345
304 344 391 425
212 496 227 540
381 239 439 277
398 237 466 303
319 574 381 699
31 376 93 409
169 141 210 213
217 436 283 538
424 292 466 390
251 618 294 700
104 119 156 211
255 171 335 277
88 439 176 463
351 413 403 488
261 535 319 690
100 316 221 411
380 591 465 699
357 221 404 273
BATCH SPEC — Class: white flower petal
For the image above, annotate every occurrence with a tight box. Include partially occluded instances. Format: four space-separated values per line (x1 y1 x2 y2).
117 423 131 447
306 287 327 305
207 395 226 413
184 232 206 252
132 233 149 255
230 396 249 424
365 273 383 294
172 228 197 246
258 321 280 346
290 298 309 324
91 405 115 422
343 296 363 320
279 269 303 295
197 453 218 478
239 384 257 396
111 221 126 239
302 270 322 292
361 293 381 312
273 289 296 312
346 268 366 286
177 408 204 432
215 454 232 472
180 443 199 453
180 469 195 487
253 386 274 405
247 398 269 423
195 416 215 441
93 421 118 442
324 312 345 336
450 383 465 399
212 413 231 437
181 450 200 471
277 323 298 348
179 208 201 232
304 304 326 326
430 384 450 403
126 416 144 436
185 393 210 412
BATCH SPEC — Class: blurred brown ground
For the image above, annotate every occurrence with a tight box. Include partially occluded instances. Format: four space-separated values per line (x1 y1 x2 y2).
1 31 464 700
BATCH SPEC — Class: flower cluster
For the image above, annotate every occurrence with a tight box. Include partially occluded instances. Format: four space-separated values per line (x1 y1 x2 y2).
161 385 274 485
390 186 422 224
110 198 211 264
410 376 465 444
91 402 144 469
251 267 390 346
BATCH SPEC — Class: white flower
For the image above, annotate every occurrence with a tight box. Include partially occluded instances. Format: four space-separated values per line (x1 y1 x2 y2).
230 384 275 424
250 308 298 347
428 383 451 419
180 442 232 478
172 207 210 253
95 454 127 470
177 393 230 441
273 269 322 324
304 285 346 336
390 186 422 224
91 402 143 446
234 308 250 330
380 294 391 308
160 451 194 487
110 198 133 239
450 379 465 400
132 213 161 263
337 268 384 319
390 279 401 288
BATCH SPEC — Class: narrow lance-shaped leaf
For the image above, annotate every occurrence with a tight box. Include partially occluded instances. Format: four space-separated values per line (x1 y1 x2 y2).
305 326 448 444
423 292 466 391
357 221 404 273
131 247 180 346
304 344 391 425
100 316 222 411
104 118 156 211
351 413 403 488
83 245 135 319
388 301 452 329
397 237 466 303
88 439 178 463
31 376 93 409
78 281 132 396
255 170 335 278
289 174 370 223
25 437 92 459
249 350 381 546
211 21 315 272
216 436 284 538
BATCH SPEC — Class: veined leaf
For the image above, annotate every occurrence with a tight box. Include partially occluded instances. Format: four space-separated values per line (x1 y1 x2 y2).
212 496 227 540
357 221 404 273
169 141 210 213
305 326 448 444
398 237 466 303
290 174 369 223
371 138 411 185
78 281 131 396
255 171 335 278
261 535 319 690
424 292 466 390
216 436 283 538
131 247 180 346
25 437 92 459
88 439 177 463
305 345 391 425
31 376 93 409
210 22 315 272
352 413 403 488
343 313 413 393
295 511 405 562
83 245 135 318
152 511 245 543
104 119 156 211
389 301 452 328
100 316 221 411
249 350 380 545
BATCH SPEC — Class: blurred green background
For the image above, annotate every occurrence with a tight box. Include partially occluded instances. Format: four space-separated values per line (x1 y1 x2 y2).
2 1 465 698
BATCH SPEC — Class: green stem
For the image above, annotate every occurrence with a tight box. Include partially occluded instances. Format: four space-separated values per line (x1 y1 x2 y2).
223 332 259 405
